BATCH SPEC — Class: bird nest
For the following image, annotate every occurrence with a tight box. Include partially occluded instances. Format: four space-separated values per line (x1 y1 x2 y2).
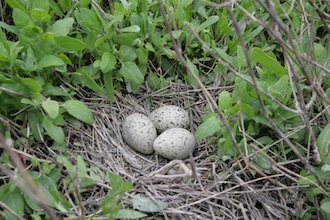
63 81 303 219
1 81 305 219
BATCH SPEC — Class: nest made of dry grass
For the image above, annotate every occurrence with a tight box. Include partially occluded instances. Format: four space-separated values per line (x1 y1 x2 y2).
59 81 305 220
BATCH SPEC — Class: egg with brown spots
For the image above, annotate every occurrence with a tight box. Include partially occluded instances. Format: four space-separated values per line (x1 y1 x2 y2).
122 113 157 154
149 105 189 133
153 128 196 160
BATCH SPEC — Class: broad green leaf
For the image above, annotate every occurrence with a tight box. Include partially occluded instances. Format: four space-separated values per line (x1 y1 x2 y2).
218 91 232 111
321 197 330 220
118 61 144 85
31 8 51 23
252 151 272 171
62 100 94 124
56 155 74 178
114 209 147 219
317 123 330 164
172 30 183 39
103 72 115 103
112 33 138 45
4 0 28 13
42 116 65 143
38 55 65 69
20 77 42 92
43 84 68 97
74 70 105 94
41 99 59 119
77 155 87 179
250 47 287 76
32 0 49 11
30 172 71 212
58 0 72 10
0 21 20 35
54 36 87 51
120 25 141 33
47 18 74 36
12 8 32 28
74 8 102 33
215 47 234 66
237 45 247 69
119 45 137 62
4 187 24 220
25 46 38 71
241 103 255 118
136 47 149 65
185 58 199 88
28 110 43 141
195 116 222 140
195 15 219 32
100 173 133 216
100 52 117 73
132 195 168 213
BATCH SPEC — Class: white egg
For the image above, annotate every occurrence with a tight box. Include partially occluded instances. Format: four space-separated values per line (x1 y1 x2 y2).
122 113 157 154
153 128 196 160
148 105 189 133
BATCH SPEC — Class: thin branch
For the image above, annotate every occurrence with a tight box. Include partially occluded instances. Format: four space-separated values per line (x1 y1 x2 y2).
0 132 60 219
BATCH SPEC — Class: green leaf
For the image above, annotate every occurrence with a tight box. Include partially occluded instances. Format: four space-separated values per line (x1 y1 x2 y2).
195 15 219 33
54 36 87 52
47 18 74 36
195 116 222 140
114 209 147 219
3 187 24 220
250 47 287 76
317 123 330 164
41 99 59 119
185 58 199 88
120 25 141 33
12 8 32 28
32 0 49 11
237 45 247 69
100 173 133 217
56 155 74 178
20 77 42 92
28 110 43 141
132 195 168 213
100 52 117 73
74 70 105 95
62 100 94 124
42 116 65 143
215 47 234 66
103 72 115 103
136 47 149 65
119 45 137 62
38 55 65 69
4 0 28 13
119 61 144 85
74 8 102 33
218 91 232 111
321 197 330 220
112 33 138 45
31 8 51 23
31 172 71 212
77 155 87 179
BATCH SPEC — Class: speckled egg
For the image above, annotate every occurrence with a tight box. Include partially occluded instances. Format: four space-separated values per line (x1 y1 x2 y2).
153 128 196 160
148 105 189 133
122 113 157 154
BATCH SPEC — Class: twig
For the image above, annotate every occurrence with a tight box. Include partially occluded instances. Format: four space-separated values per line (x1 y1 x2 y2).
0 132 60 219
157 0 243 159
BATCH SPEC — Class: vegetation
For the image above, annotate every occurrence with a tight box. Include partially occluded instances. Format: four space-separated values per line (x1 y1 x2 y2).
0 0 329 219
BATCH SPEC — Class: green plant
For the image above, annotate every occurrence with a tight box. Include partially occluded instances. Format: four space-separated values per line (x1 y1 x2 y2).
0 0 329 218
